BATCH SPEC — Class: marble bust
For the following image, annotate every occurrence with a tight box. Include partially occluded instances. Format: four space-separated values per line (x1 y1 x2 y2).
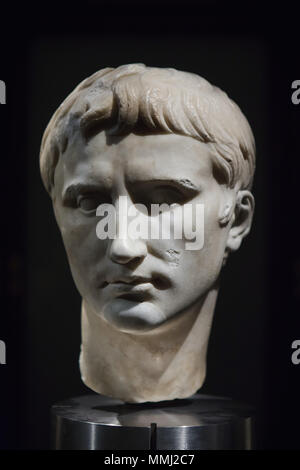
40 64 255 403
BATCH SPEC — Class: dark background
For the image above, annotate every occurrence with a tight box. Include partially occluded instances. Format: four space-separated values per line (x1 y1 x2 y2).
0 3 299 450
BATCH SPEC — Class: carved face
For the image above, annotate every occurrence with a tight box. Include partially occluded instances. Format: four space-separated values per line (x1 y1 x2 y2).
53 131 235 332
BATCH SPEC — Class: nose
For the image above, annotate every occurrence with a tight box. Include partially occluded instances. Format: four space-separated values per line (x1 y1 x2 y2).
109 238 147 265
108 196 147 265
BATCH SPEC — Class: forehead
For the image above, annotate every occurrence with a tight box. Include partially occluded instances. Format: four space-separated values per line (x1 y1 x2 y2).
58 131 214 184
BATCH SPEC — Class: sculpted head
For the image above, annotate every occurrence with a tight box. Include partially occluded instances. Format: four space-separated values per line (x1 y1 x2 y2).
40 64 255 401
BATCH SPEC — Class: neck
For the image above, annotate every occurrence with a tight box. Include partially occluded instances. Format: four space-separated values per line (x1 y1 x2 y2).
79 288 218 403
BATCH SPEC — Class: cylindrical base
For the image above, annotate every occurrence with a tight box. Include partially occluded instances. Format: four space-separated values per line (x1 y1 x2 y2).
51 393 254 450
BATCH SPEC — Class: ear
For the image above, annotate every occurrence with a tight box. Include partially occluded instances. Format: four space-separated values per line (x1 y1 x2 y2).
225 190 255 253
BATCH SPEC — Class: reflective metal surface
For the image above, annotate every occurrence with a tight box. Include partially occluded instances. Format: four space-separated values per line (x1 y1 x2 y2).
51 393 254 450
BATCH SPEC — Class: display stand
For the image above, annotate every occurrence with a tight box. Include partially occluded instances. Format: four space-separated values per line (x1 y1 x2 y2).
51 393 254 450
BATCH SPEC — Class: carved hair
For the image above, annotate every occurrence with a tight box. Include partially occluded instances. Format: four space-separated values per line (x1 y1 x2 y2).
40 64 256 194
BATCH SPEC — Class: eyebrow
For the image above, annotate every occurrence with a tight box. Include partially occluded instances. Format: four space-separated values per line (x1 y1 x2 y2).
176 178 200 191
62 183 107 203
62 177 200 204
127 177 201 192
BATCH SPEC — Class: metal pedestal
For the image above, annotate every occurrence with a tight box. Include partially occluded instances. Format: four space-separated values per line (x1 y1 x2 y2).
51 393 254 450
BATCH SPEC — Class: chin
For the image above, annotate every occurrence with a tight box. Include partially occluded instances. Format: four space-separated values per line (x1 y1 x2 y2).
102 298 166 333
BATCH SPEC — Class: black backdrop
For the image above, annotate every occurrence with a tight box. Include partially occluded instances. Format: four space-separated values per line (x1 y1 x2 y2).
0 3 299 450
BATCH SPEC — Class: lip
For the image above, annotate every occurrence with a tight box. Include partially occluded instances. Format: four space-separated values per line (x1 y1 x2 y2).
103 280 154 302
101 276 152 288
111 276 152 286
109 281 153 294
100 274 171 291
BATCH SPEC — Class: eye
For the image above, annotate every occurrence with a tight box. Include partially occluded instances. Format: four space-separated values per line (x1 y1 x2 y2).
128 181 199 213
136 185 188 211
77 193 111 214
147 186 185 206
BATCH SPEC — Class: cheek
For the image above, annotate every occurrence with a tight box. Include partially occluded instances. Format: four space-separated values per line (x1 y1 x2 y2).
200 194 229 264
157 221 227 291
57 208 107 269
168 246 223 298
146 232 186 265
164 248 182 267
